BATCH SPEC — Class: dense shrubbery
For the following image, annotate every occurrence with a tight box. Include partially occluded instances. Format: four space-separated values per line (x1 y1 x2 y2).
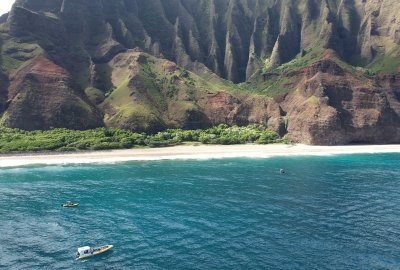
0 124 285 153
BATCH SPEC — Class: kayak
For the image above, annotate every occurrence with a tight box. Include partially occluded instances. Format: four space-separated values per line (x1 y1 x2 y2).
76 245 113 260
61 202 79 207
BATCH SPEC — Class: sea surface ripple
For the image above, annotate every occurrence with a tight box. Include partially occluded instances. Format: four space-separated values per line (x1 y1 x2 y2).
1 154 400 269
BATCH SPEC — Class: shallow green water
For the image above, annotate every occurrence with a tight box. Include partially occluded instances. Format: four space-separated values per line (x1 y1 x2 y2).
1 154 400 269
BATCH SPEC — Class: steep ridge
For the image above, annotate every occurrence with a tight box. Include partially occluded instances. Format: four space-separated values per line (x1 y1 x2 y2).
281 56 400 144
101 50 285 135
0 0 399 144
4 55 102 130
3 0 400 83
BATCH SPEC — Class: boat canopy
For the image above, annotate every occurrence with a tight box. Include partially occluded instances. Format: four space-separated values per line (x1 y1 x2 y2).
77 246 91 254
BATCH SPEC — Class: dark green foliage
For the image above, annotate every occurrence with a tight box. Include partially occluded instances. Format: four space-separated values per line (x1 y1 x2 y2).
355 66 376 77
179 69 190 78
0 124 283 153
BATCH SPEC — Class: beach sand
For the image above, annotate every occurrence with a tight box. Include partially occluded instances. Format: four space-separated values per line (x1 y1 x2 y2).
1 144 400 167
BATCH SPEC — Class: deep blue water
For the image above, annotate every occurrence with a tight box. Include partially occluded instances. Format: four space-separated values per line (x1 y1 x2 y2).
1 154 400 269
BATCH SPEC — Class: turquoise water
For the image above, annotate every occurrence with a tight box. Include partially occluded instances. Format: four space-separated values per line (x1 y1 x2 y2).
1 154 400 269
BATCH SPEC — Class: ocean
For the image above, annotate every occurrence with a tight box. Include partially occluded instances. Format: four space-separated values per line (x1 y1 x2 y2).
1 154 400 269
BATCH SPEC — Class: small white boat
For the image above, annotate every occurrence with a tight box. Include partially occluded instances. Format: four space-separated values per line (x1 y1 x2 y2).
75 245 113 260
61 202 79 207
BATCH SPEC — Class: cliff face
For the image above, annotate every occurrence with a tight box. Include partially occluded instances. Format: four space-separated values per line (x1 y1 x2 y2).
0 0 399 144
5 0 400 82
4 55 102 130
280 56 400 145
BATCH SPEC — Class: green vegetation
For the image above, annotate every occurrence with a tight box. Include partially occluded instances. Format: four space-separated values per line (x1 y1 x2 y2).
0 124 284 153
275 47 325 73
101 51 251 131
84 87 105 104
244 69 294 97
368 46 400 74
243 47 327 97
355 66 376 77
0 37 42 73
261 76 291 96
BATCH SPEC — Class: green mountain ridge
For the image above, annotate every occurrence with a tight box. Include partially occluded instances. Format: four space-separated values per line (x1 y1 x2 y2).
0 0 399 145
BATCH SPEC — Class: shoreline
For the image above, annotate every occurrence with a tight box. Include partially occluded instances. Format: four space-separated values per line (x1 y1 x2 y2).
1 144 400 168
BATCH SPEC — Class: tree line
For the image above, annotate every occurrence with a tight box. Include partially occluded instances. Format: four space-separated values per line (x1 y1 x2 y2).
0 124 287 153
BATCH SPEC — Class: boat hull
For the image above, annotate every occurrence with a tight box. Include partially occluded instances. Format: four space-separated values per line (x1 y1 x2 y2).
62 203 79 207
76 245 113 260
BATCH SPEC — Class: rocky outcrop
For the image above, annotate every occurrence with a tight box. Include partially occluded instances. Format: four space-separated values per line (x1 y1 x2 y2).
0 72 9 114
4 55 103 130
280 58 400 145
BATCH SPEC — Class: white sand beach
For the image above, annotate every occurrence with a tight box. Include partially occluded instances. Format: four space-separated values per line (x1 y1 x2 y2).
0 144 400 168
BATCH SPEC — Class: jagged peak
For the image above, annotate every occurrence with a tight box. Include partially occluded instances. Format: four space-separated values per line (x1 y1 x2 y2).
2 0 400 84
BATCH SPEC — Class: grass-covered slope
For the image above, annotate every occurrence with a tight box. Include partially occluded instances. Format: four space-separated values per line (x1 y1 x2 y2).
101 50 248 132
368 46 400 74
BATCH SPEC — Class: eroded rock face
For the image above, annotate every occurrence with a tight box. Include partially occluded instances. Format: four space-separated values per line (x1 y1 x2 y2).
5 0 400 83
199 91 285 134
281 59 400 145
5 55 103 130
